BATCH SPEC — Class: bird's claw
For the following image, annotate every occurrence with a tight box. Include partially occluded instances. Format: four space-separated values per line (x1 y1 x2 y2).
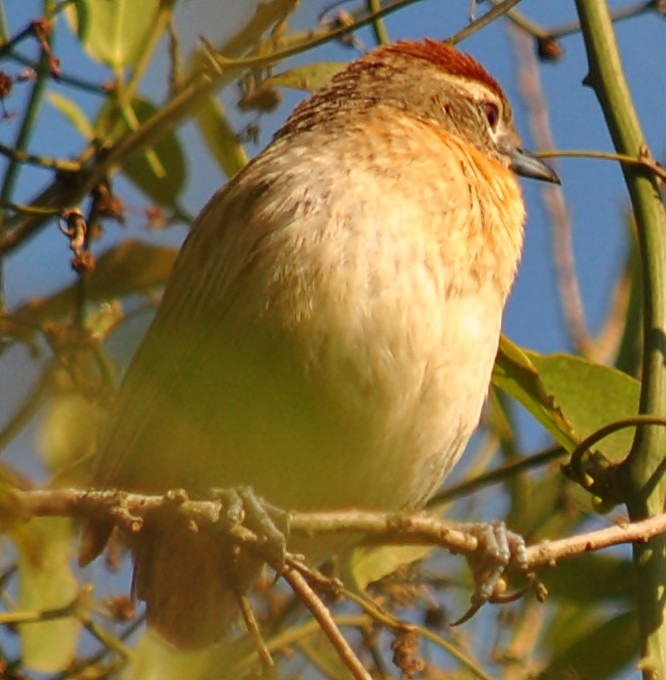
210 486 290 576
450 521 529 626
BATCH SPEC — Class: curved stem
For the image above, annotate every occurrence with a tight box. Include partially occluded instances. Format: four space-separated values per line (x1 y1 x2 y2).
574 2 666 675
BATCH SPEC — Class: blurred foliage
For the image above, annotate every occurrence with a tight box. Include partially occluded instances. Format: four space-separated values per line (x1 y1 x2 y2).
0 1 662 679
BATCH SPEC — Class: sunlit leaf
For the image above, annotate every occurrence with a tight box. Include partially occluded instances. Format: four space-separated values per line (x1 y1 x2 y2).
46 92 95 140
126 629 219 680
66 0 160 69
493 337 578 451
265 62 347 92
494 338 641 461
16 518 81 673
98 97 187 206
528 352 640 462
349 544 432 591
68 0 90 42
38 393 101 473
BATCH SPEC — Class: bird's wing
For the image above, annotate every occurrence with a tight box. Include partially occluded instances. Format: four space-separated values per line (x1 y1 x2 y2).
93 160 287 491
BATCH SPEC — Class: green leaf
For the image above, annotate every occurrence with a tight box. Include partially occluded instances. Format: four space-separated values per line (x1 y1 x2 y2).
46 92 95 140
540 611 637 680
68 0 90 42
38 394 101 473
494 338 641 462
493 337 578 452
16 518 81 673
65 0 160 69
194 95 248 179
265 62 348 92
349 544 432 591
528 352 640 462
540 553 633 604
86 240 178 298
98 96 187 206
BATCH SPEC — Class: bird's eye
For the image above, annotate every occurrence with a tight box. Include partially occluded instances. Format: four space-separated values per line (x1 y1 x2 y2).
481 101 500 131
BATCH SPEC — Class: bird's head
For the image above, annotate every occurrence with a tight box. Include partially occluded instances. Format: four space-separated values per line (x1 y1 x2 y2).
280 39 559 185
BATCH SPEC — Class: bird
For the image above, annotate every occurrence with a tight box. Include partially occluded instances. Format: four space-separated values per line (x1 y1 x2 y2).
80 38 559 653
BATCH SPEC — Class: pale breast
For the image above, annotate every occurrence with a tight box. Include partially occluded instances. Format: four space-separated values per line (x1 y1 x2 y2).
202 116 516 512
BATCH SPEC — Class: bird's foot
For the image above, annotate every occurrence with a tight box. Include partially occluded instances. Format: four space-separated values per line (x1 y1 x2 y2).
451 520 530 626
210 486 290 575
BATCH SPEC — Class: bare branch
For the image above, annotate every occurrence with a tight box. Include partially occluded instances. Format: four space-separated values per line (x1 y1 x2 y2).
13 487 666 571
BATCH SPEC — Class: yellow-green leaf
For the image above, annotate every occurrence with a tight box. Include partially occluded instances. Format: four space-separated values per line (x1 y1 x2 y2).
527 351 640 462
38 393 101 473
16 518 81 673
97 97 187 206
493 336 578 452
265 62 348 92
46 92 95 140
66 0 160 69
349 544 432 591
494 338 640 462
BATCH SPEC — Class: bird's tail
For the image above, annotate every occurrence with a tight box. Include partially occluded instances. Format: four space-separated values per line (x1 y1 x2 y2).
131 513 261 649
80 510 263 661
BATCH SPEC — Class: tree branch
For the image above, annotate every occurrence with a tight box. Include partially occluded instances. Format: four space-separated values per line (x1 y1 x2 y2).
13 487 666 571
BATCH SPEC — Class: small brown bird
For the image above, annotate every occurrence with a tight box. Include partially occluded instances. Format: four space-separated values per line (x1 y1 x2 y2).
82 39 558 651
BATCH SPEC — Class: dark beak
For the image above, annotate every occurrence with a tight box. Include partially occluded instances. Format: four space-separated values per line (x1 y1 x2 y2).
509 147 560 184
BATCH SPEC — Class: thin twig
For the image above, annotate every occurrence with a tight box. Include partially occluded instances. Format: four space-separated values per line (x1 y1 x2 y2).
539 149 666 182
0 140 80 172
487 0 551 40
281 566 371 680
549 0 660 39
428 443 566 507
450 0 522 44
237 593 274 671
367 0 389 45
